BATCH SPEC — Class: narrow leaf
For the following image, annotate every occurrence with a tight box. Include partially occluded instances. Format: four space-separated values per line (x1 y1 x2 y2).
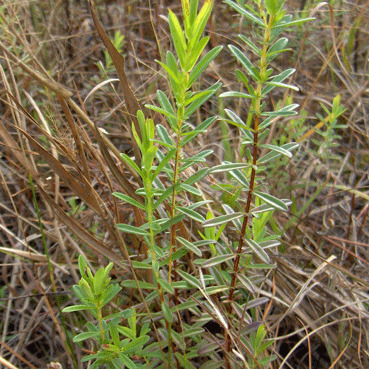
253 191 288 211
259 144 293 158
224 0 264 26
220 91 253 99
185 83 221 117
120 280 157 290
157 90 177 129
113 192 146 210
261 103 299 117
224 108 247 128
228 45 259 80
178 207 205 222
117 223 149 236
188 46 223 88
238 34 260 55
73 331 100 342
177 270 202 289
156 124 175 147
179 183 202 196
244 238 270 264
209 162 251 173
168 10 187 68
202 212 243 227
177 237 202 257
201 254 235 268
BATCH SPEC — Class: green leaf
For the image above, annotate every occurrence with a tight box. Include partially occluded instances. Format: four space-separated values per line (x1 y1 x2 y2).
156 90 177 129
159 279 174 295
209 162 251 173
229 168 250 187
153 148 176 180
120 153 142 176
259 143 293 158
73 331 101 342
160 247 189 267
201 254 235 268
153 184 176 209
131 260 152 269
178 206 205 222
113 192 146 211
202 212 243 227
259 240 280 249
154 213 186 233
187 36 209 71
161 301 173 322
117 223 149 236
187 200 212 210
238 34 260 55
228 45 259 80
223 108 247 128
179 183 202 196
189 0 214 52
156 124 175 147
220 91 253 99
273 16 315 29
121 279 157 290
224 0 264 26
265 0 277 16
181 116 217 145
188 46 223 88
145 104 178 124
264 81 299 93
257 142 299 164
177 236 202 257
184 83 221 118
244 238 270 264
253 191 288 211
181 149 213 165
237 273 256 293
182 0 198 39
119 353 138 369
183 167 209 185
102 284 122 306
62 305 92 313
185 89 215 107
168 10 187 68
261 103 299 117
177 269 202 289
266 37 289 60
261 68 295 95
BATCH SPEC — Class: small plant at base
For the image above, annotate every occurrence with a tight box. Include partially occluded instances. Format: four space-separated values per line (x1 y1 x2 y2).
62 255 150 369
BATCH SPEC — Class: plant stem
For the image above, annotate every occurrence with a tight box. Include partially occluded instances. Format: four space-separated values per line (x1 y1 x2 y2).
224 11 274 367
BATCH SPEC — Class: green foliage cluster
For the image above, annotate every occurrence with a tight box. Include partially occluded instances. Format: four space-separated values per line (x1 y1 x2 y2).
62 1 346 368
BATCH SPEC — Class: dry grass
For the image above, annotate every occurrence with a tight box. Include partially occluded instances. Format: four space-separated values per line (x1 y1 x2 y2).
0 0 368 368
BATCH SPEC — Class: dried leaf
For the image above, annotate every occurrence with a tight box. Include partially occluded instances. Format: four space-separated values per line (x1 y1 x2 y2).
21 129 104 217
37 185 127 266
89 1 143 165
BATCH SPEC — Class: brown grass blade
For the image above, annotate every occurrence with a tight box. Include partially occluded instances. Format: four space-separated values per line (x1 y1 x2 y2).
94 123 143 203
0 41 72 99
58 97 91 182
36 184 128 267
88 0 143 165
20 129 105 218
0 120 37 177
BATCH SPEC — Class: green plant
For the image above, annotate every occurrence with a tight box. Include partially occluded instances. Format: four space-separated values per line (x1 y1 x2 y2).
62 255 150 369
63 0 313 368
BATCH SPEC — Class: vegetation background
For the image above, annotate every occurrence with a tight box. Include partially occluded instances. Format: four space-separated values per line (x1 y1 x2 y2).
0 0 368 368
